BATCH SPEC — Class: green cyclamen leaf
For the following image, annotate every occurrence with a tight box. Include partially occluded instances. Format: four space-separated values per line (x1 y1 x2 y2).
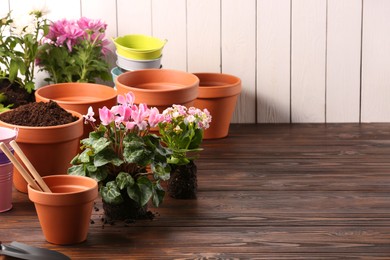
67 164 86 176
152 182 165 207
91 137 111 153
100 182 123 205
116 172 134 190
136 176 153 207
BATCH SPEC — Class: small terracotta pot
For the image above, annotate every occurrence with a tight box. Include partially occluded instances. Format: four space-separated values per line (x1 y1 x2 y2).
0 111 83 193
35 83 118 139
28 175 98 245
116 69 199 112
193 73 241 139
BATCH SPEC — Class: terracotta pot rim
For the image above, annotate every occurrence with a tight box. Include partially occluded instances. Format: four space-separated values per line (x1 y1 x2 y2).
116 69 199 93
116 69 199 106
0 109 83 130
193 73 242 98
35 83 117 105
28 175 98 205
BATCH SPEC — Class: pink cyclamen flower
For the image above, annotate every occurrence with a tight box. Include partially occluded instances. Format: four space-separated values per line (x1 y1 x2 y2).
131 103 149 130
125 121 137 130
99 106 114 125
111 104 132 125
117 92 135 106
148 107 163 128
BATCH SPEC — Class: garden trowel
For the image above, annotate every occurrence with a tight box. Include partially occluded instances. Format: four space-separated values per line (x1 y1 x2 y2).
0 241 70 260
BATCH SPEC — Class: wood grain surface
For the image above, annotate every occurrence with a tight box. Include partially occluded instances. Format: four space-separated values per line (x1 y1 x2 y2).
2 123 390 259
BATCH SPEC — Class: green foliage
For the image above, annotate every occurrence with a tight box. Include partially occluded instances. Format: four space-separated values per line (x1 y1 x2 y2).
68 123 171 208
159 105 212 165
37 41 110 83
0 10 49 92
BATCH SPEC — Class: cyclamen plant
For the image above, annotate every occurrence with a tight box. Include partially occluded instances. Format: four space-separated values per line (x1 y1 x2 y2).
158 104 212 165
68 92 171 208
36 17 111 84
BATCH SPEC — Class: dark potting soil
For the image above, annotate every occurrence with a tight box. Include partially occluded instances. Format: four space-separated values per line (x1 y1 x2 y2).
0 79 35 108
0 100 78 126
168 161 198 199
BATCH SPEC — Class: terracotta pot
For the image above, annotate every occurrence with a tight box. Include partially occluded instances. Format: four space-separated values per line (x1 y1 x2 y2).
35 83 118 139
0 111 83 193
28 175 98 245
193 73 241 139
116 69 199 112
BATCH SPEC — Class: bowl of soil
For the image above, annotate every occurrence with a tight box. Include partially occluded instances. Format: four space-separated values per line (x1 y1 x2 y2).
0 101 83 193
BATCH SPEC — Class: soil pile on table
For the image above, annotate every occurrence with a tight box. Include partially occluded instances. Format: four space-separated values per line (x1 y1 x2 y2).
0 100 78 126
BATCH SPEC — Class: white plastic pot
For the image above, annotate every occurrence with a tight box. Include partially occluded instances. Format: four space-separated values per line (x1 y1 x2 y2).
116 51 162 71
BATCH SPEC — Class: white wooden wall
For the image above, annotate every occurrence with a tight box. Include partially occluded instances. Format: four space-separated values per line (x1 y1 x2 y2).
4 0 390 123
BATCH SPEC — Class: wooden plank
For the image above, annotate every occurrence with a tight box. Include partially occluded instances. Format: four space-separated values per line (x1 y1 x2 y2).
361 0 390 122
326 0 362 122
221 0 256 123
117 0 152 36
291 0 326 122
257 0 291 123
81 0 117 38
0 1 9 15
187 0 220 73
152 0 187 71
8 0 80 25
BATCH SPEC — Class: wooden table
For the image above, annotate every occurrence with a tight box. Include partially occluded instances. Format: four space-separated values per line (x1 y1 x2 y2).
2 124 390 259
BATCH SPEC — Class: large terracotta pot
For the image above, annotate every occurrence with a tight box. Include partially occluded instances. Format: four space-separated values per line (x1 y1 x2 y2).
35 83 118 139
115 69 199 112
28 175 98 245
193 73 241 139
0 111 83 193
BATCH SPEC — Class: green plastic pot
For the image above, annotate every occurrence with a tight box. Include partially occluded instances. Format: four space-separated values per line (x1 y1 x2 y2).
113 34 167 60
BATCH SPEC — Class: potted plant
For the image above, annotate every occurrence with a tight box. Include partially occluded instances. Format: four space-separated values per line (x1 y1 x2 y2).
36 16 111 84
158 104 212 199
0 101 84 193
68 92 171 221
0 9 49 111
